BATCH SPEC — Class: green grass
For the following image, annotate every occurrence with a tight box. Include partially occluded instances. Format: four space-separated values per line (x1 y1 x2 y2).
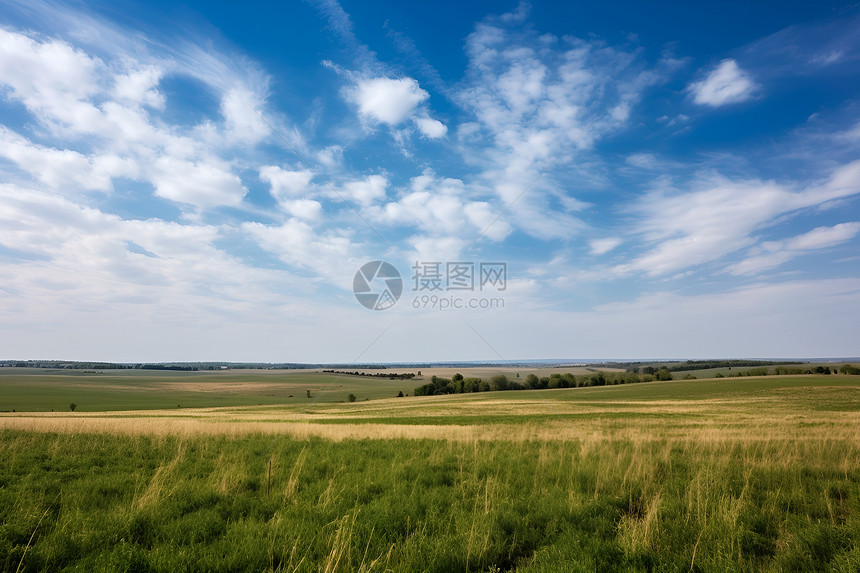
4 366 857 413
2 429 859 572
0 369 416 411
3 374 860 571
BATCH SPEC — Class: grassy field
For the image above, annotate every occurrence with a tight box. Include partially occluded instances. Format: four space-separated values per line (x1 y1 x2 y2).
2 373 860 571
0 368 420 411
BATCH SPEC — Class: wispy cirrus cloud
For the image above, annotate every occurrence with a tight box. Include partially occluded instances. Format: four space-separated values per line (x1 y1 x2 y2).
454 10 680 243
615 161 860 277
728 221 860 275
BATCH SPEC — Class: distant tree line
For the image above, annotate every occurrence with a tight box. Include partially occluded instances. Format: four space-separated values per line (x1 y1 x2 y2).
712 365 858 377
414 370 663 396
623 360 804 373
0 361 136 369
840 364 860 375
323 370 416 380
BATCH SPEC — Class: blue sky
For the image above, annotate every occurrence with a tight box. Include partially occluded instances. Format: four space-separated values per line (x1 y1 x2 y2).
0 0 858 362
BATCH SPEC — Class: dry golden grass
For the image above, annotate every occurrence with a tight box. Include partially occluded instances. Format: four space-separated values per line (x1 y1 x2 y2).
3 389 859 448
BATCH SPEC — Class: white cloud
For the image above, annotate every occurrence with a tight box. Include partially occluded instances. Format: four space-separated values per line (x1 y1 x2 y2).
0 183 312 337
241 219 355 279
365 171 512 242
787 221 860 250
151 156 246 208
343 75 447 143
408 235 466 263
0 26 275 213
729 222 860 275
349 77 428 125
0 28 103 135
221 87 269 143
342 174 388 205
0 126 135 191
413 116 447 138
456 15 673 242
688 59 756 106
589 237 622 255
260 166 315 201
619 161 860 277
279 198 323 220
112 65 164 108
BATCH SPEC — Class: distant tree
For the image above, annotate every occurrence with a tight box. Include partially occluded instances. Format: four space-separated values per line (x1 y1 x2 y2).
348 394 357 402
464 377 482 393
490 375 509 391
840 364 860 375
417 371 422 376
306 390 311 398
642 366 656 375
69 403 77 412
452 373 464 383
654 368 672 381
526 374 540 389
397 391 404 397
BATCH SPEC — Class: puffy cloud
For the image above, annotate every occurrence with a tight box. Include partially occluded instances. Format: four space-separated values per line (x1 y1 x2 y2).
279 198 323 220
342 174 388 205
151 156 246 208
112 65 164 108
408 235 466 263
221 87 269 142
349 77 428 125
0 127 136 191
0 28 103 134
0 183 298 330
413 116 447 139
344 76 447 142
241 219 354 279
365 171 512 246
688 59 756 106
0 25 271 211
260 166 315 200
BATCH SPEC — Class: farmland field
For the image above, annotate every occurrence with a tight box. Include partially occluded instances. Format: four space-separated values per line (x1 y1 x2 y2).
0 368 419 411
2 371 860 571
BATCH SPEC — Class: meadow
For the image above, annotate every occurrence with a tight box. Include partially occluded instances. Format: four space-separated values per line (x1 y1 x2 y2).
0 368 417 411
2 370 860 571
